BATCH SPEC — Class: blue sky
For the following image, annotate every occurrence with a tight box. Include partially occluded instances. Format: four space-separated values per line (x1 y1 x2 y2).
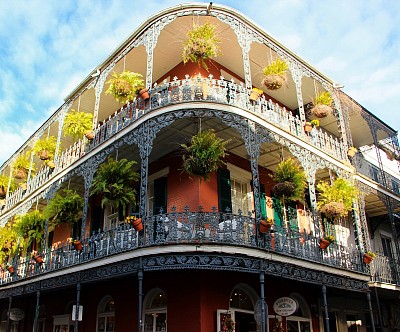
1 0 399 165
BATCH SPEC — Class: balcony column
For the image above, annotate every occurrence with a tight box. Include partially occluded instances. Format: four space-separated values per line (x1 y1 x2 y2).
383 197 400 263
260 270 267 332
93 65 115 128
33 290 40 332
138 258 143 332
366 292 376 332
331 91 350 155
75 283 81 332
305 170 321 238
54 102 71 168
6 296 12 332
144 26 159 90
355 194 371 253
81 169 96 238
322 285 330 332
289 65 306 124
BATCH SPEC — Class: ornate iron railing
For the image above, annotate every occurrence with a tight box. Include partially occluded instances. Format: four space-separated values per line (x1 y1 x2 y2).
0 210 370 286
1 75 347 214
369 252 400 285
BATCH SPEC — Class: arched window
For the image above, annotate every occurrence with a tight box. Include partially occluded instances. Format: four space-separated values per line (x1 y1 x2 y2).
143 288 167 332
220 284 258 332
97 295 115 332
286 293 313 332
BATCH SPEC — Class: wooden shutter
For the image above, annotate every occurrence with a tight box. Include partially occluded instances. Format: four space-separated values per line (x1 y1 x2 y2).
218 168 232 213
153 177 168 214
260 183 267 219
272 197 283 226
287 201 299 230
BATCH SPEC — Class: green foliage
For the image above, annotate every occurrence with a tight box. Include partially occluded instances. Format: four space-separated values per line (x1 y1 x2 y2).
0 224 20 264
14 211 48 251
0 174 17 197
44 189 84 224
182 22 222 71
262 59 288 76
272 158 307 201
63 109 93 140
181 129 229 181
91 158 139 211
32 136 57 160
313 91 333 106
106 71 145 104
12 153 35 179
316 177 358 218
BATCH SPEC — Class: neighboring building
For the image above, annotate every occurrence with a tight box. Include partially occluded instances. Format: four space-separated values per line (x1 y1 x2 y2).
0 3 399 332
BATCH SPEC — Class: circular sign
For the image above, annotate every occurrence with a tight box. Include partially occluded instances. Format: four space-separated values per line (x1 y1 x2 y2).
9 308 25 321
273 297 297 316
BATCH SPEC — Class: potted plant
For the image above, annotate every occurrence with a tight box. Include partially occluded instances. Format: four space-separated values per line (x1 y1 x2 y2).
91 158 140 222
311 91 333 118
259 218 273 233
63 109 94 141
32 136 57 161
304 119 320 133
319 235 334 249
182 22 222 71
12 153 34 180
262 59 289 90
69 238 83 251
0 224 20 273
347 146 358 158
249 87 264 102
181 129 230 181
0 174 16 198
363 250 376 264
125 215 143 231
316 177 358 220
44 188 84 225
271 158 306 201
106 71 147 104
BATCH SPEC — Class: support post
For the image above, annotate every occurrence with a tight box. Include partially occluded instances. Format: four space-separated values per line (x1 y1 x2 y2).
260 270 266 332
367 292 376 332
75 283 81 332
6 296 12 332
33 290 40 332
138 259 143 332
322 285 330 332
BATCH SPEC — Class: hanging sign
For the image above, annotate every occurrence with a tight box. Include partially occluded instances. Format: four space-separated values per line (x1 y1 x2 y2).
273 297 297 316
9 308 25 321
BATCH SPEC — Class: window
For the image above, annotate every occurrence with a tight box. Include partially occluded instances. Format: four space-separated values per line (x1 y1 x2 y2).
104 205 119 230
286 293 313 332
381 235 393 258
97 296 115 332
147 168 169 215
227 164 253 215
143 288 167 332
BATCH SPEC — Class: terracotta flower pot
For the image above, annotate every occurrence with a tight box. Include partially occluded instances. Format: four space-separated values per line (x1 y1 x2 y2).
319 238 331 250
259 219 272 233
84 131 95 141
137 89 150 101
363 253 373 264
7 266 15 274
249 89 262 101
132 218 143 231
304 122 312 133
73 240 83 251
33 254 43 264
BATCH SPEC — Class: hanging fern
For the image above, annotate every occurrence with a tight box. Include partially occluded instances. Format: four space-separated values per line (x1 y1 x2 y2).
91 158 140 211
44 189 84 224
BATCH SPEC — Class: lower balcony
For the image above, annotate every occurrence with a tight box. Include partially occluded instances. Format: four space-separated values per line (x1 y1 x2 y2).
1 210 372 285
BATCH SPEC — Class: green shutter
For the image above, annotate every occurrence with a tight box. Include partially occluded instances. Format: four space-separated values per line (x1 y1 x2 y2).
260 183 267 219
153 177 168 214
272 197 283 226
218 169 232 213
287 201 299 230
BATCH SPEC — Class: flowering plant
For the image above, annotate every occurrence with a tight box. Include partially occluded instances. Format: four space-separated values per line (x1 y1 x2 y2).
324 235 335 243
221 315 235 332
310 119 320 127
125 215 138 225
365 250 376 258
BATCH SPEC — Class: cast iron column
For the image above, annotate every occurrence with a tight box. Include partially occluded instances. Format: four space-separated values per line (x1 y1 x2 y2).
6 296 12 332
322 285 330 332
138 259 143 332
33 290 40 332
367 292 376 332
260 270 266 332
75 283 81 332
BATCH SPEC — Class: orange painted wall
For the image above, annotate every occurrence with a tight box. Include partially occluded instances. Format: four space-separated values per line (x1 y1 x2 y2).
52 222 72 243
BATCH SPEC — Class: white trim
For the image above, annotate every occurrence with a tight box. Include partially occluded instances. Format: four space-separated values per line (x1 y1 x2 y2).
148 167 169 182
227 163 252 181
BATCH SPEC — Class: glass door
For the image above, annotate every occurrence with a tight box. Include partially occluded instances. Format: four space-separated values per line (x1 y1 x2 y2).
144 312 166 332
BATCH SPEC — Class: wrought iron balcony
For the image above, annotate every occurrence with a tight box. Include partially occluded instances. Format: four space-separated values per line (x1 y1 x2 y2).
2 75 347 214
0 209 370 285
369 252 400 285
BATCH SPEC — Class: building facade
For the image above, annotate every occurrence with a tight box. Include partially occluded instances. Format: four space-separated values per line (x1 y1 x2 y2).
0 3 399 332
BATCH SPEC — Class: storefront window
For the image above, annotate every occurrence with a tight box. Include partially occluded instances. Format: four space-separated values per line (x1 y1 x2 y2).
143 289 167 332
97 296 115 332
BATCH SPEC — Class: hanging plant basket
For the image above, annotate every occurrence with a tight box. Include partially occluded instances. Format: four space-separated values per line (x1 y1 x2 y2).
14 168 27 180
272 181 296 198
262 74 286 90
311 104 332 118
319 202 346 219
0 187 6 199
261 59 288 91
311 91 333 118
38 150 50 160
